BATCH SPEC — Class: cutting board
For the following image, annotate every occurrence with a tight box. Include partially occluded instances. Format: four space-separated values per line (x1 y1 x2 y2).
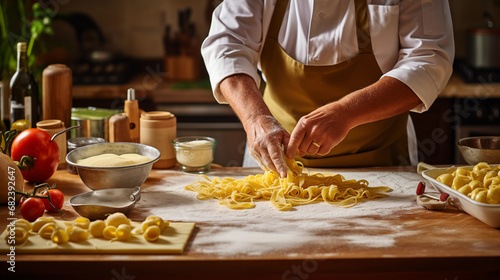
0 220 195 254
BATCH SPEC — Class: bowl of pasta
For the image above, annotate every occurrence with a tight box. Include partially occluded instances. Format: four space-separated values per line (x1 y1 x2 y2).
419 162 500 228
457 136 500 165
67 142 160 190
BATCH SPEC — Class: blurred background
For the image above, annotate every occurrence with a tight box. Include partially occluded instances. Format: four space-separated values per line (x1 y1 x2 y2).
1 0 500 167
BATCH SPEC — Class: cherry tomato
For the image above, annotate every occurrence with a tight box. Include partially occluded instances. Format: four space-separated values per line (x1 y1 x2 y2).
41 189 64 212
19 196 27 206
20 197 45 222
11 128 59 183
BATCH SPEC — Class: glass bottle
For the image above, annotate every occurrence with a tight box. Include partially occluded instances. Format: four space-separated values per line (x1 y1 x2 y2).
9 42 39 126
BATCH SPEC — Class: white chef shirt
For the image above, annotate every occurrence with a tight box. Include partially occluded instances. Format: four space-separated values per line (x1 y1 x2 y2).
201 0 455 113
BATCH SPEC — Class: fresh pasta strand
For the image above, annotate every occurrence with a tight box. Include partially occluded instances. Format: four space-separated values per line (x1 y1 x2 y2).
185 157 391 210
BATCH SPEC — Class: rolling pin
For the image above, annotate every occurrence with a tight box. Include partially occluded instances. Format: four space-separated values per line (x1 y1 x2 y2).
109 113 131 142
125 88 140 143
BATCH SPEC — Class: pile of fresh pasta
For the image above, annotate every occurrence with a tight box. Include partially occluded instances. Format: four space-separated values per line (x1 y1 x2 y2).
436 162 500 204
6 213 168 245
185 157 391 211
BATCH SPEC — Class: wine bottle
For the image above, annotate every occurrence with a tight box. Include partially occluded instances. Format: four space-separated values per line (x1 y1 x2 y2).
9 42 39 127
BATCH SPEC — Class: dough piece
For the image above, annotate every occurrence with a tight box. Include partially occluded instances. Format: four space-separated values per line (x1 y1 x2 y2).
77 153 152 167
89 220 106 237
66 226 89 243
416 195 447 210
105 213 131 228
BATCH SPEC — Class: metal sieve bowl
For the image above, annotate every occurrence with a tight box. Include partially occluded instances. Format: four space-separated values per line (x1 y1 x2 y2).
66 142 160 190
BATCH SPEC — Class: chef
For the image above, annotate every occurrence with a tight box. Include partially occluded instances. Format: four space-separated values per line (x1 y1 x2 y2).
201 0 454 178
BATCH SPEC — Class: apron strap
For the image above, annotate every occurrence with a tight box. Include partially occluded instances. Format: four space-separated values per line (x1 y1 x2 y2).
354 0 374 54
267 0 374 54
267 0 289 40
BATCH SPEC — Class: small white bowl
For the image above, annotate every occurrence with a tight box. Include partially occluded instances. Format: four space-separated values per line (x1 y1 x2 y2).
172 136 217 173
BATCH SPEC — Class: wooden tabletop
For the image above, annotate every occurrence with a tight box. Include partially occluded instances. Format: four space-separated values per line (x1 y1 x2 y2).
1 166 499 280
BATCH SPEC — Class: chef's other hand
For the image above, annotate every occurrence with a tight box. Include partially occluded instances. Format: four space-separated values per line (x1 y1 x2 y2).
286 103 351 158
247 115 290 178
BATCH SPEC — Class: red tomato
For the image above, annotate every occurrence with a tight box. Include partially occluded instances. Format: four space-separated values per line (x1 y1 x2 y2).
20 197 45 222
11 128 59 183
19 196 27 206
41 189 64 212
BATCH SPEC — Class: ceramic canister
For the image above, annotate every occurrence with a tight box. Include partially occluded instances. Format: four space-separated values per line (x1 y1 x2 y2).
37 119 67 169
140 111 176 169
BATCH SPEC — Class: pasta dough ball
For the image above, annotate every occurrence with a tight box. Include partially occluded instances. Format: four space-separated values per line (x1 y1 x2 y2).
51 229 69 244
103 226 117 240
74 217 90 229
115 224 132 241
89 220 106 237
14 218 32 232
39 222 57 239
5 227 29 245
105 213 131 228
437 174 454 187
32 217 55 232
487 185 500 204
143 225 161 242
66 226 89 243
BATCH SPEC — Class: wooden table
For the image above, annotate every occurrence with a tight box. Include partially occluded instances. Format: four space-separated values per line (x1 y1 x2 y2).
1 166 499 280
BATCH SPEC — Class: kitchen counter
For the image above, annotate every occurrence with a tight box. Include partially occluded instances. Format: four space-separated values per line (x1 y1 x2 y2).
441 74 500 98
1 166 499 279
71 73 500 106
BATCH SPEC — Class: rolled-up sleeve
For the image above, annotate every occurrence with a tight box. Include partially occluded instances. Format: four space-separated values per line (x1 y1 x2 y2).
381 0 455 113
201 1 268 104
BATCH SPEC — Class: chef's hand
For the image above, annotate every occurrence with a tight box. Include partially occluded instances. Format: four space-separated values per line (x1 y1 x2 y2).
286 102 351 158
247 115 290 178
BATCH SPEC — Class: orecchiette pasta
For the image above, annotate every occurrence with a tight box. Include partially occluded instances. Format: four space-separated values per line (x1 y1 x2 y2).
4 215 172 245
38 222 57 239
31 217 55 232
66 226 89 243
51 229 69 244
74 217 90 229
143 225 161 242
105 213 131 228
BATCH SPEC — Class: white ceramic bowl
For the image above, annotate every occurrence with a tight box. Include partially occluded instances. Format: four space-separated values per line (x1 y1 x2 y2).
66 142 160 190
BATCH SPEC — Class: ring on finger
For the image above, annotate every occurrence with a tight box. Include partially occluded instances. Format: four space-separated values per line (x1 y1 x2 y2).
312 141 321 148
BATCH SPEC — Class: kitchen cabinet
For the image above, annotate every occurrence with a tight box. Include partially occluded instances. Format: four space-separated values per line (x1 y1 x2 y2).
1 167 499 280
72 75 247 167
411 98 455 164
412 74 500 164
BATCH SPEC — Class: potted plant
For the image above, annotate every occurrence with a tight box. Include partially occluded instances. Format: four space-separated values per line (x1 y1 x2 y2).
0 1 53 130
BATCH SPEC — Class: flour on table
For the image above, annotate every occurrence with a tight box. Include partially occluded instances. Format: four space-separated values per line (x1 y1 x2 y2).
136 168 423 256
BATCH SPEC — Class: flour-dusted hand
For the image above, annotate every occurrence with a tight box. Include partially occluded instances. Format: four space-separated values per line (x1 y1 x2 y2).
286 102 351 158
246 115 289 177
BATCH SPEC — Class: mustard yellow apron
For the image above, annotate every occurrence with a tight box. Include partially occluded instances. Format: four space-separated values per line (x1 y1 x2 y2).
261 0 409 167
